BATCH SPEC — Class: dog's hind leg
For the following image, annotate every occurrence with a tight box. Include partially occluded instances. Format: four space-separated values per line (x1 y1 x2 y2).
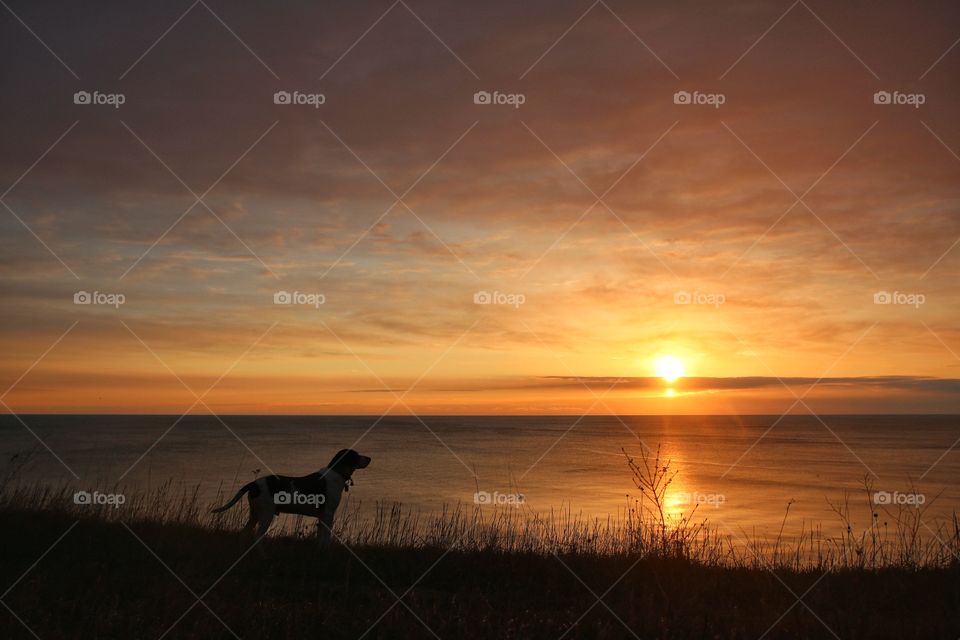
245 483 275 541
242 510 257 535
255 513 274 539
241 492 259 535
252 499 276 539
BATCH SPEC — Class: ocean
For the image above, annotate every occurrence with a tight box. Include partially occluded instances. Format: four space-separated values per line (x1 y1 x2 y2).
2 414 957 540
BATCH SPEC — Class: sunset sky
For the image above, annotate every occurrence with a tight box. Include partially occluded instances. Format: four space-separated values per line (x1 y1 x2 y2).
2 0 959 414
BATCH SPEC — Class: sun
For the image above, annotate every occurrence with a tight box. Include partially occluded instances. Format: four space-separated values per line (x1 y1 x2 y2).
654 355 685 384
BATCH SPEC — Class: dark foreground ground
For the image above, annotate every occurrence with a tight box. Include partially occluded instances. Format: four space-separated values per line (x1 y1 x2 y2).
1 510 958 640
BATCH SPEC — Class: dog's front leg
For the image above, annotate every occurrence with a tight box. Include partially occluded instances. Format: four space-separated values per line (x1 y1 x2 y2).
317 510 334 547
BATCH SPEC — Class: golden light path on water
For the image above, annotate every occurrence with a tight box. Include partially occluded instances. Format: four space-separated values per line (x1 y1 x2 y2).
641 353 698 524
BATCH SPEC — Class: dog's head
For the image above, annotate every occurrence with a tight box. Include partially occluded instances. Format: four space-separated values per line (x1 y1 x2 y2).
328 448 372 480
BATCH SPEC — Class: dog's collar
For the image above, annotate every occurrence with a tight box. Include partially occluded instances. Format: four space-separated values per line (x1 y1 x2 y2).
339 469 355 491
324 467 356 491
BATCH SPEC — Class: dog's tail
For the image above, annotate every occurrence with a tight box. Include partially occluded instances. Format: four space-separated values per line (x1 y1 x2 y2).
210 482 255 513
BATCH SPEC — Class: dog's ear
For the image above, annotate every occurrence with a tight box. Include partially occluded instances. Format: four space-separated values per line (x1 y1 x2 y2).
329 448 351 468
330 448 371 470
